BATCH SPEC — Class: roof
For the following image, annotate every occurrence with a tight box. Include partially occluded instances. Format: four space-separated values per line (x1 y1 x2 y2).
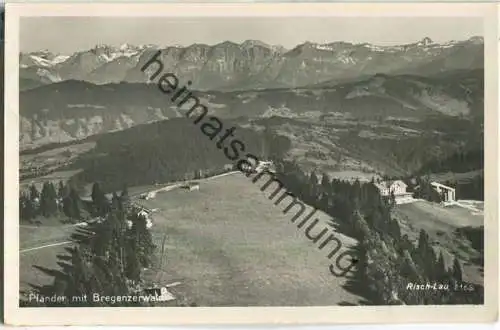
374 182 388 190
374 180 407 190
430 182 455 190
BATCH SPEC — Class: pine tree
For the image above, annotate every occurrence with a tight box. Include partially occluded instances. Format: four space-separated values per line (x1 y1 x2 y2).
318 192 330 213
29 183 40 201
120 185 130 211
417 229 429 255
415 229 432 271
437 251 446 281
57 180 66 199
91 182 109 217
389 190 396 208
29 184 40 215
111 192 121 211
390 219 401 242
125 222 142 282
426 246 438 281
20 192 36 220
63 246 92 304
69 188 81 220
308 171 319 204
39 182 49 217
129 211 155 268
321 173 330 194
40 182 58 217
62 193 73 218
452 256 463 282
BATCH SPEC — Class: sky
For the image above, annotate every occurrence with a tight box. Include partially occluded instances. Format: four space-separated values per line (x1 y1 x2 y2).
20 17 483 53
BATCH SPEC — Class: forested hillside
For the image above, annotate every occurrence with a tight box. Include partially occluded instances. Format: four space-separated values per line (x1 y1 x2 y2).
67 118 291 192
272 160 484 305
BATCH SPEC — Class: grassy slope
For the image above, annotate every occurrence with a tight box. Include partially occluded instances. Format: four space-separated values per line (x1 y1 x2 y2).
19 223 76 299
19 223 76 250
393 201 483 285
137 172 362 306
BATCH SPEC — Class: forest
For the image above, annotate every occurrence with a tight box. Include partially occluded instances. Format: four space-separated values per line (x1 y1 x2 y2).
66 118 292 192
273 159 484 305
21 183 160 307
20 181 84 223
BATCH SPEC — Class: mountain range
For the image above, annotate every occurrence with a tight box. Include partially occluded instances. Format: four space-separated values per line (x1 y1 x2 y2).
19 37 484 151
20 36 484 91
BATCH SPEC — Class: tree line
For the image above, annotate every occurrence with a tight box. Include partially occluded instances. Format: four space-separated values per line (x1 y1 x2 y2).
273 160 484 305
70 118 291 192
22 183 158 307
20 181 85 223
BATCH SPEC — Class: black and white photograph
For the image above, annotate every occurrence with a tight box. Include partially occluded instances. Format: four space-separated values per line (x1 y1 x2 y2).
4 2 498 326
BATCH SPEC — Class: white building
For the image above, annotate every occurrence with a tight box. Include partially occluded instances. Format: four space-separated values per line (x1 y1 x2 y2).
255 161 275 173
136 209 154 229
430 182 456 202
182 182 200 191
138 210 149 218
374 180 413 204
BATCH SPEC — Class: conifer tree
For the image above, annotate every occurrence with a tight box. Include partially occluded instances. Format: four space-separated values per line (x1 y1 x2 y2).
56 181 67 211
62 193 74 219
415 229 432 272
20 192 36 220
91 182 109 217
63 246 92 303
29 183 40 201
417 229 430 255
308 171 319 203
389 190 396 208
40 182 58 217
452 256 463 282
111 192 121 211
426 246 438 281
321 173 330 194
29 184 40 216
120 185 131 211
39 183 48 217
318 192 330 213
57 180 65 199
125 221 142 282
69 188 81 220
129 211 155 268
390 219 402 241
437 251 447 280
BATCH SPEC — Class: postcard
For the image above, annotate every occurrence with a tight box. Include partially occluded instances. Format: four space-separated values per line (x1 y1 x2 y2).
3 1 498 325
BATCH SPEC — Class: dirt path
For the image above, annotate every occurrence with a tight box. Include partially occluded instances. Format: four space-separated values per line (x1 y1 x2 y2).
20 241 73 254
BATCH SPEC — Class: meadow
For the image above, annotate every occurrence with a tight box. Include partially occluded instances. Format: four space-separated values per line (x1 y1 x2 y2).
136 172 362 306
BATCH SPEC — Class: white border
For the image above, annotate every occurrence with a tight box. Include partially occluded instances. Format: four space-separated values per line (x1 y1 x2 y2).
4 2 499 326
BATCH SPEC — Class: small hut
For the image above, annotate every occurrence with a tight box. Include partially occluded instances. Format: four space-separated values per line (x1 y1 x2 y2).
182 182 200 191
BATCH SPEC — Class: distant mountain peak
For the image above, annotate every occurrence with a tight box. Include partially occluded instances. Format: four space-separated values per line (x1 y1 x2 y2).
215 40 240 48
119 43 134 51
241 39 270 49
468 36 484 44
93 43 115 51
19 36 483 90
